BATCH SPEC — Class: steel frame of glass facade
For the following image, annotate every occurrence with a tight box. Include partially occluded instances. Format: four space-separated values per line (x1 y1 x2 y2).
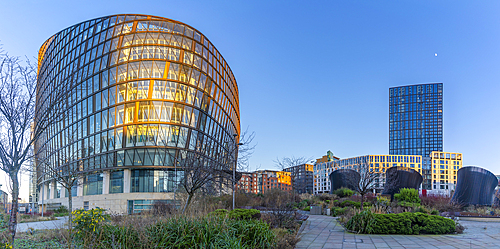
35 14 240 212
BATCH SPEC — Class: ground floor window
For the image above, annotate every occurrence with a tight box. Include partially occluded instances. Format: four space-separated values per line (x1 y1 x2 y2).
131 169 183 193
127 199 176 214
83 173 103 196
110 170 124 193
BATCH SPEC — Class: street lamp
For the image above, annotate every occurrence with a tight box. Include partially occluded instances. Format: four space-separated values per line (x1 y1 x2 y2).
232 133 243 210
173 160 179 209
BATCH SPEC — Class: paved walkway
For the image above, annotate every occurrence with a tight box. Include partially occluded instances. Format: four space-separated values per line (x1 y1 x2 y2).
17 217 68 232
296 215 500 248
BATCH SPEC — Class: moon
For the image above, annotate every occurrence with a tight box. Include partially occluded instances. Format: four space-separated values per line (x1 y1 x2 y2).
435 53 438 56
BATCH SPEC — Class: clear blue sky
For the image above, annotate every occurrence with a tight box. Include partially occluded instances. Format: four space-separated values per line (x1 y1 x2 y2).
1 0 500 199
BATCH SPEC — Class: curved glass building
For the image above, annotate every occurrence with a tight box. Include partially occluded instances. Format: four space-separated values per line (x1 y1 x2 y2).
35 14 240 213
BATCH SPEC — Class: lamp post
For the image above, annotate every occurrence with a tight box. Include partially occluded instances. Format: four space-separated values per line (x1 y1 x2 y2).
173 160 179 209
231 133 243 210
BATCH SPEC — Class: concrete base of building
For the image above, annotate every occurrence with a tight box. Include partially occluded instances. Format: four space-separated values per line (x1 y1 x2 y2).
37 192 175 214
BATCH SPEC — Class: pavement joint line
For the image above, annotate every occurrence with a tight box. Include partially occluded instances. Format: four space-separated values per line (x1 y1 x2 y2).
296 215 500 249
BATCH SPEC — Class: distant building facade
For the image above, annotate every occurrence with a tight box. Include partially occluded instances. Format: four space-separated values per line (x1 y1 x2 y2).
284 164 314 194
0 190 7 212
236 170 291 194
314 154 422 195
429 151 462 195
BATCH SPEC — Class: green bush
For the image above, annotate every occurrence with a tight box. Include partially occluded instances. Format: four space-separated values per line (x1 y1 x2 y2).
334 188 354 198
331 207 347 217
431 210 439 215
346 211 455 234
340 200 371 208
94 216 275 248
415 206 429 214
303 206 311 211
394 188 421 204
229 209 261 220
54 206 69 214
399 201 420 208
209 209 229 217
73 208 107 233
376 196 390 206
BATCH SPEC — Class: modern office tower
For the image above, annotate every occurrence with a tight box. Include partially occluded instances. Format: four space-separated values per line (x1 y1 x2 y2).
389 83 443 189
314 154 422 194
35 14 240 214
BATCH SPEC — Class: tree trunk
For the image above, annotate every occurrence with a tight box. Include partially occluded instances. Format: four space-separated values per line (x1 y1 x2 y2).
8 171 19 246
182 193 194 214
67 188 73 249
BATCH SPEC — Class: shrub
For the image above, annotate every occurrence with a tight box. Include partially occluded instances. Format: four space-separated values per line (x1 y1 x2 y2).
229 209 261 220
345 211 456 234
399 201 420 208
345 210 376 234
415 206 429 214
394 188 421 204
420 195 462 212
94 216 276 248
73 208 107 236
431 210 439 215
273 228 300 249
340 200 371 208
54 206 68 214
209 209 229 217
334 188 354 198
376 196 390 206
303 206 310 211
331 207 348 217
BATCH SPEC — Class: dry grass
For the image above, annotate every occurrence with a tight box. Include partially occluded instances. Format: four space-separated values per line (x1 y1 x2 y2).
18 215 56 223
420 195 462 212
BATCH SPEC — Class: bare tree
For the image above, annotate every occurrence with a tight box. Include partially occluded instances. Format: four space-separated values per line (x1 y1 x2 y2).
156 128 255 212
177 150 218 213
0 54 72 244
275 156 311 197
233 129 255 173
33 124 87 249
356 157 378 209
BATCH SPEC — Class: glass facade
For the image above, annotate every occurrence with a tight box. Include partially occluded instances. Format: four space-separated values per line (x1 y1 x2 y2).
109 170 124 193
389 83 443 157
83 173 103 196
131 169 182 192
35 15 240 199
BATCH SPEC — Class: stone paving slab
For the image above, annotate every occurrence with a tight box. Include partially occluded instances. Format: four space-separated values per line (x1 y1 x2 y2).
17 216 68 232
296 215 500 249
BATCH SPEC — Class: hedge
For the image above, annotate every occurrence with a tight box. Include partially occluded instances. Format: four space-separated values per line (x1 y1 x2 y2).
339 200 372 208
346 211 455 235
209 208 261 220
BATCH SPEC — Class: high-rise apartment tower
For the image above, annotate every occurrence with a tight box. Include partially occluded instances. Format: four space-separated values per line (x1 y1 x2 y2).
389 83 443 157
389 83 443 190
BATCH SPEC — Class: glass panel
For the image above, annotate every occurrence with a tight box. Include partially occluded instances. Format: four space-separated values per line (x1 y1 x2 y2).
83 173 103 196
110 170 124 193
